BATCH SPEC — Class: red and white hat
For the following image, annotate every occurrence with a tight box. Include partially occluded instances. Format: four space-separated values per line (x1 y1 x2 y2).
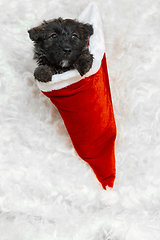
36 2 117 189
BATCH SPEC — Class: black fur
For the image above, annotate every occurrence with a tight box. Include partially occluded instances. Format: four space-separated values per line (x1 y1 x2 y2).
28 18 94 82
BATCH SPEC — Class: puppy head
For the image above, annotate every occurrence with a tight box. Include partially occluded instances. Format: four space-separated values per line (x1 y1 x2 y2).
28 18 93 68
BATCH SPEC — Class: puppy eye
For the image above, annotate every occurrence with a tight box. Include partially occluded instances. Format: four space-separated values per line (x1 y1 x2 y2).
50 33 57 39
72 33 79 39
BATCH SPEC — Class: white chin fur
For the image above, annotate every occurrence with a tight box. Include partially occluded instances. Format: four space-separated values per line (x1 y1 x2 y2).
60 60 70 68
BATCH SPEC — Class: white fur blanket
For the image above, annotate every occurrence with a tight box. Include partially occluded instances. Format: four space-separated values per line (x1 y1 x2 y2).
0 0 160 239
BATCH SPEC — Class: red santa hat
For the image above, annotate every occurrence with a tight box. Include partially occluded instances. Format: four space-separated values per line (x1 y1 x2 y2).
36 2 117 189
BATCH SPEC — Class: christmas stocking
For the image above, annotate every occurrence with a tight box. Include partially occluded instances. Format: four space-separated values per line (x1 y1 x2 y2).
36 3 117 189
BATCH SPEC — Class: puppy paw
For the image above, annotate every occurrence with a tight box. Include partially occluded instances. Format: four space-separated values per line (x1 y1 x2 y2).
34 65 55 82
74 52 93 76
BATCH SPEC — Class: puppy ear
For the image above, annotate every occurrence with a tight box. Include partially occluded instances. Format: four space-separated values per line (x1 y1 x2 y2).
82 23 94 37
28 22 47 41
28 28 38 41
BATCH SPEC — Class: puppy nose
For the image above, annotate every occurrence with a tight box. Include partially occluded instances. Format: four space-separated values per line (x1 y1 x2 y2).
63 47 71 54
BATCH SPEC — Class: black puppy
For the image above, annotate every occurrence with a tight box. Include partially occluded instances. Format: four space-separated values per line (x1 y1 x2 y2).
28 18 94 82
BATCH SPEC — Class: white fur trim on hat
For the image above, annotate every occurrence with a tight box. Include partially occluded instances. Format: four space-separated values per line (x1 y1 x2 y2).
37 2 105 92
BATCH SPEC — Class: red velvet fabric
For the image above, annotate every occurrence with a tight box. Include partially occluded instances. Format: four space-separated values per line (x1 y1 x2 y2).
42 54 116 189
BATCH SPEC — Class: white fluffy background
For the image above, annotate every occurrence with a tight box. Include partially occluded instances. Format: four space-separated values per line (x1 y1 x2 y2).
0 0 160 239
